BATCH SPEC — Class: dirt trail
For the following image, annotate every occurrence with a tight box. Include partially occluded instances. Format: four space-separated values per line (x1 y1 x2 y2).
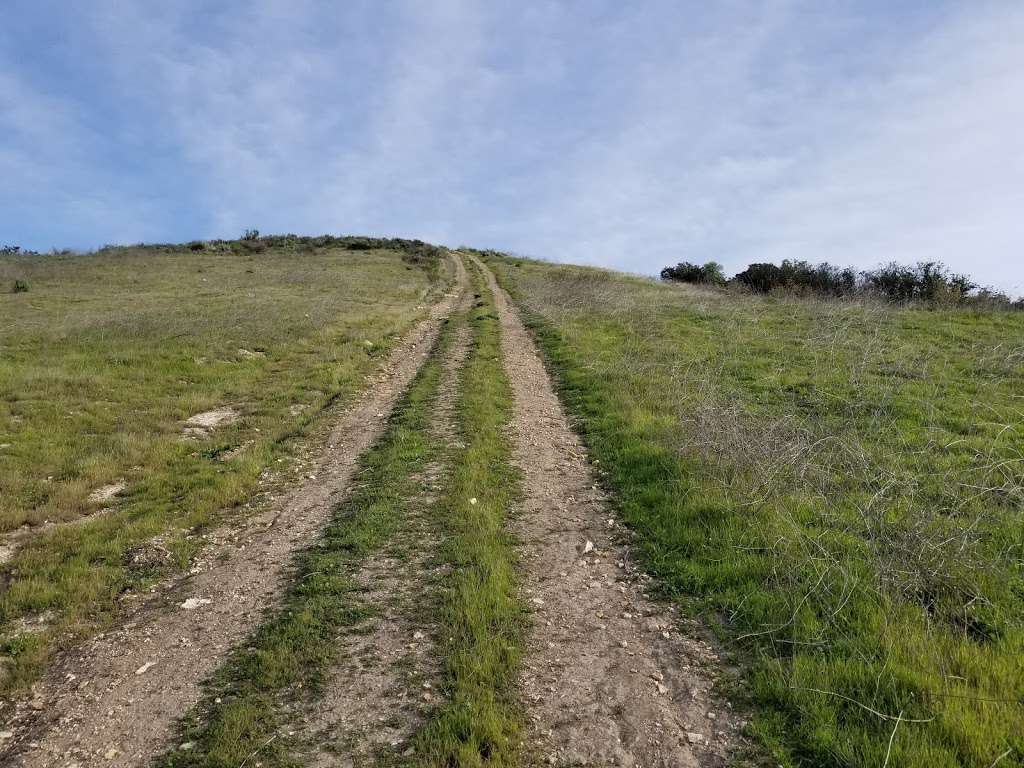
1 254 470 768
474 257 740 767
293 292 474 766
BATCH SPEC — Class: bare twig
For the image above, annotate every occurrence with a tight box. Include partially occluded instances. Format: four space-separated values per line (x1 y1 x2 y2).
882 710 903 767
790 686 933 723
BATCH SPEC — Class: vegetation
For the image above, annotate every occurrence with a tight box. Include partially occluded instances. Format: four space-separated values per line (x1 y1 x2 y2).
0 238 446 693
664 257 1022 309
489 254 1024 767
733 260 857 297
660 260 726 285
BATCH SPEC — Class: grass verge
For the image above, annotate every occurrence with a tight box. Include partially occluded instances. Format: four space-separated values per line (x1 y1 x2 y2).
486 253 1024 768
413 259 523 767
158 305 455 768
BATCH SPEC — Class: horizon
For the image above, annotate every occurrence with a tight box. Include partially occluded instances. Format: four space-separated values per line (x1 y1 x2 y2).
3 1 1022 294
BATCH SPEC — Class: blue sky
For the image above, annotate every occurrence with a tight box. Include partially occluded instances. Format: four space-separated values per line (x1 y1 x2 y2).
2 1 1022 293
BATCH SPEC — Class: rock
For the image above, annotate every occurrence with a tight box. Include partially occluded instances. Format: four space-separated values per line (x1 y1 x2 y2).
469 497 478 505
687 732 705 745
656 682 669 695
180 598 212 610
0 730 14 741
577 540 595 555
104 747 120 760
412 631 425 640
134 661 156 675
179 742 196 751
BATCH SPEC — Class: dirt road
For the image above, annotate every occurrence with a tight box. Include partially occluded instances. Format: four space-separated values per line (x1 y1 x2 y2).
2 253 738 767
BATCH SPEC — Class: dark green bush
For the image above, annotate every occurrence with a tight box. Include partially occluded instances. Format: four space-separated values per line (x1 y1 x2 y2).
12 279 29 293
661 261 727 285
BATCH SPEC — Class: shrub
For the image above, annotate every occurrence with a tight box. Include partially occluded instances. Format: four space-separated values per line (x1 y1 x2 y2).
2 245 22 256
241 228 260 241
661 261 727 285
732 260 857 296
862 261 977 303
733 262 784 293
12 279 29 293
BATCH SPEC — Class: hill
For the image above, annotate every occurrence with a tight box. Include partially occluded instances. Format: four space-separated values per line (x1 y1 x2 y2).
1 240 1021 767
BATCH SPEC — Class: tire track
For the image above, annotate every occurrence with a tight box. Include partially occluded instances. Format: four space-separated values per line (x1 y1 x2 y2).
291 288 474 767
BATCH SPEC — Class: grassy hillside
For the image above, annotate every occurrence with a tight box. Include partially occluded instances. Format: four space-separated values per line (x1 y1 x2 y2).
0 237 447 691
488 254 1024 767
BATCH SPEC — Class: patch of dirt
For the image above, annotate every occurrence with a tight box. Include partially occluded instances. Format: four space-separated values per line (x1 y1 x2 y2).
0 543 16 566
475 257 742 767
293 270 473 766
87 480 126 504
181 406 239 438
0 255 470 768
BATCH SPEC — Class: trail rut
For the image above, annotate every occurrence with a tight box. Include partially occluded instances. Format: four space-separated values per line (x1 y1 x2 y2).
292 286 474 767
474 257 740 767
1 255 470 768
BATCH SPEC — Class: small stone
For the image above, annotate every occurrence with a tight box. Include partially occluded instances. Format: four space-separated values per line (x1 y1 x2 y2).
179 742 196 751
0 731 14 741
469 497 478 505
180 598 212 610
104 747 120 760
687 732 705 745
656 682 669 695
135 661 156 675
577 540 595 555
413 631 425 640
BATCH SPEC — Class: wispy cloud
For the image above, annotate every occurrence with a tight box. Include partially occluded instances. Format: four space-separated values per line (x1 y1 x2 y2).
1 1 1021 293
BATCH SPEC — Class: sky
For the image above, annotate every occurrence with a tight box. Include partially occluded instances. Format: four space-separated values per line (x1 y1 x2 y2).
2 1 1022 294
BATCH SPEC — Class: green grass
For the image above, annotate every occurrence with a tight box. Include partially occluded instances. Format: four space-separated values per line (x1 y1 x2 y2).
487 254 1024 768
0 238 446 693
159 295 456 768
413 260 523 766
